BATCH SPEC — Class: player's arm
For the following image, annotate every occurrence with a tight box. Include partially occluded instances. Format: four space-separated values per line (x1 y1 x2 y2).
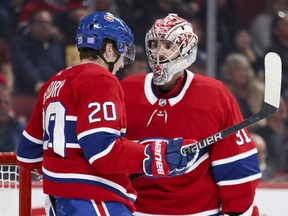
16 94 44 172
75 75 195 176
209 87 261 214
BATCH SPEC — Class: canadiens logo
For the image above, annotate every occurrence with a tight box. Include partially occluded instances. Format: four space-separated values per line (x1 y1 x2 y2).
104 14 114 22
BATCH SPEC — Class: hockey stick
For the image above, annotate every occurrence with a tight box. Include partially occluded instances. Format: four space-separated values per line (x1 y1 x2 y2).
181 52 282 155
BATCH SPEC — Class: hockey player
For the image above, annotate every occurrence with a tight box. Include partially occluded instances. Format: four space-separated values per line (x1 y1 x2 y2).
121 13 261 216
16 12 197 216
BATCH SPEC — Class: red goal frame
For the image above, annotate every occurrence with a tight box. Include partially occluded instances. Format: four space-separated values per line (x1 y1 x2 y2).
0 152 32 216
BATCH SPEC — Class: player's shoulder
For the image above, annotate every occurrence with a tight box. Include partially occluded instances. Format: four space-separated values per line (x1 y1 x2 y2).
71 63 120 84
41 63 121 95
121 73 147 85
193 73 224 87
192 73 229 94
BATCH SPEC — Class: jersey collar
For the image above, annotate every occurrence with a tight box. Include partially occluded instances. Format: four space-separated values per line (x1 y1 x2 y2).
144 70 195 106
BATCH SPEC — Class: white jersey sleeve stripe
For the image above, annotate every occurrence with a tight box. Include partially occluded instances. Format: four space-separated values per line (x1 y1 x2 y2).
89 141 116 163
211 148 257 166
23 130 43 144
17 155 43 163
78 127 121 140
217 173 262 186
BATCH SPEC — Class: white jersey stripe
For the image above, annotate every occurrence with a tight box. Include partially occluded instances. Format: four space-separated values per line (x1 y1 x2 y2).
78 127 121 140
185 153 209 173
89 141 115 163
217 173 262 186
66 115 77 121
211 148 258 166
17 155 43 163
42 167 137 201
23 130 43 144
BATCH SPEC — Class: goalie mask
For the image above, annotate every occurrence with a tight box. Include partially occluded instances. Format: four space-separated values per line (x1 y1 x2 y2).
145 13 198 85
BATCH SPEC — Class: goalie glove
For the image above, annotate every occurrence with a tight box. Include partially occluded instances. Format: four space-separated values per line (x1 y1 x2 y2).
143 138 199 177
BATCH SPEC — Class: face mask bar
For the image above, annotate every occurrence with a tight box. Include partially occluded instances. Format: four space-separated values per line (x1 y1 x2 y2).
147 38 181 66
118 42 136 65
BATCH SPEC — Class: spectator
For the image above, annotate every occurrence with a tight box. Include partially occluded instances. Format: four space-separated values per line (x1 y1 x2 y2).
250 0 288 58
93 0 120 15
220 53 265 124
250 133 273 182
278 137 288 181
54 8 89 67
187 18 207 75
182 0 205 19
229 28 263 74
197 0 244 76
130 0 188 48
0 39 14 91
0 74 7 85
17 0 85 31
54 8 89 46
232 0 266 29
254 97 288 180
0 0 27 44
267 10 288 94
11 9 65 95
0 84 25 152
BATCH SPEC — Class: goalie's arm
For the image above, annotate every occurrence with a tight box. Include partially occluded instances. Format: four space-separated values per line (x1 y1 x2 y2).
181 102 278 155
181 52 282 155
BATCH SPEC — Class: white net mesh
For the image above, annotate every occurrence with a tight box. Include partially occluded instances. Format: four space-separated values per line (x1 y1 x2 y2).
0 164 19 216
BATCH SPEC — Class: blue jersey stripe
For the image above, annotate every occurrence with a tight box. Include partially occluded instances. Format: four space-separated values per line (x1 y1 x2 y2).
212 153 260 182
79 131 119 159
17 135 43 160
44 120 78 144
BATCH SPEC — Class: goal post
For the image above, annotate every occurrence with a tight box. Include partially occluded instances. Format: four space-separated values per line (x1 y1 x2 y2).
0 152 32 216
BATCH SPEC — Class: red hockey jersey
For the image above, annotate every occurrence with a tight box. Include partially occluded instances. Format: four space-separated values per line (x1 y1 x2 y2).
17 63 146 213
121 71 261 215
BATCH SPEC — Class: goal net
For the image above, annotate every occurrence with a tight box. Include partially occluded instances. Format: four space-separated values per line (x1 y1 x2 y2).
0 152 31 216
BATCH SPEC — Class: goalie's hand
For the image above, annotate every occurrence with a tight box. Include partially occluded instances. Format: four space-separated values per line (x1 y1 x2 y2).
143 138 199 177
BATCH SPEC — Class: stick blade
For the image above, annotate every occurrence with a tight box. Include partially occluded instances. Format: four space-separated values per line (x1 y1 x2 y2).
264 52 282 108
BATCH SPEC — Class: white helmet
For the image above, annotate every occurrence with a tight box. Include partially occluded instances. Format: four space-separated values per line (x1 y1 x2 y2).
145 13 198 85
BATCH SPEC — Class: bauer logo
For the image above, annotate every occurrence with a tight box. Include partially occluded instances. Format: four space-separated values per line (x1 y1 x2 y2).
154 141 165 175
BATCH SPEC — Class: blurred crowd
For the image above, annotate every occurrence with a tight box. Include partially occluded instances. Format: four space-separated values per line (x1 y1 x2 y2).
0 0 288 182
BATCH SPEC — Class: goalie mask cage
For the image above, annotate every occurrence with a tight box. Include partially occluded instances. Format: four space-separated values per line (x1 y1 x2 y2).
0 152 31 216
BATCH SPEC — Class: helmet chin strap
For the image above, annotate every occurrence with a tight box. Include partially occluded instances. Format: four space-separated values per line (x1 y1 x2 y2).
98 52 121 72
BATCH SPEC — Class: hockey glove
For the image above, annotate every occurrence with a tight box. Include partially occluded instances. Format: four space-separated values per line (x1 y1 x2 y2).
143 138 199 177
